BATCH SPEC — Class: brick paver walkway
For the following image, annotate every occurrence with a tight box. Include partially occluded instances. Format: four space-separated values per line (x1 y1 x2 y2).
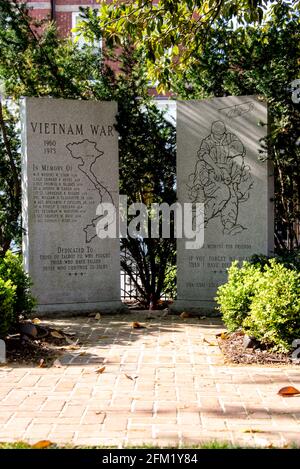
1 313 300 448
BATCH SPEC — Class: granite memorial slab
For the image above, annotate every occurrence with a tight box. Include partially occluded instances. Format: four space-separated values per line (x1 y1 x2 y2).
173 96 273 313
21 97 122 313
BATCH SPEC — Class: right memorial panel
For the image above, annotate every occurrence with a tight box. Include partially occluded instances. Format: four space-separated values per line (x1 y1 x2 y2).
174 96 273 313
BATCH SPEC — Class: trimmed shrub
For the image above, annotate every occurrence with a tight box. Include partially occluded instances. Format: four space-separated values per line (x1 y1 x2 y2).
0 278 16 338
0 251 36 337
0 251 36 315
215 261 261 331
217 257 300 352
243 260 300 352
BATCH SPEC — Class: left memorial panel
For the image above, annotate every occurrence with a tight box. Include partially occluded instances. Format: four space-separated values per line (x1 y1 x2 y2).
21 97 122 314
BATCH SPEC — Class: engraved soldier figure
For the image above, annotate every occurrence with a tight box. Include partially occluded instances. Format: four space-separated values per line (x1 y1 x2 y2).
188 120 253 235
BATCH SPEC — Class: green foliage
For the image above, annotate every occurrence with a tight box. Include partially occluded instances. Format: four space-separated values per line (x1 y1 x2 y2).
216 261 261 331
250 250 300 272
244 260 300 352
0 250 35 337
0 102 21 254
110 45 176 306
0 250 36 315
0 277 15 338
80 0 277 90
0 1 104 99
163 264 177 300
217 258 300 352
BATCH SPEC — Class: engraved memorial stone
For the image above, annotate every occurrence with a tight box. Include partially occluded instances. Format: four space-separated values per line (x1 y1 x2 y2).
21 97 122 313
173 96 273 313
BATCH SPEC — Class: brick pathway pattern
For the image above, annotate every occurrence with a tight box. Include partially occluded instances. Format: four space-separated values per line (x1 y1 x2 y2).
1 314 300 448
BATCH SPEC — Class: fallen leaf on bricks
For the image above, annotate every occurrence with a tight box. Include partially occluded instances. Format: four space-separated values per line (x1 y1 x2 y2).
79 351 87 356
66 337 79 346
125 374 138 381
95 313 101 320
38 359 45 368
95 366 106 374
278 386 300 396
66 345 80 351
32 440 53 449
180 312 192 319
203 337 218 346
50 330 64 339
216 332 229 340
242 429 265 433
132 322 145 329
53 359 62 368
221 332 229 340
32 318 41 324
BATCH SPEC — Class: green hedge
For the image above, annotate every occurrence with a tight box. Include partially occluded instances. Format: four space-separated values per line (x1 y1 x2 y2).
215 261 261 332
0 278 16 338
0 251 36 338
216 258 300 352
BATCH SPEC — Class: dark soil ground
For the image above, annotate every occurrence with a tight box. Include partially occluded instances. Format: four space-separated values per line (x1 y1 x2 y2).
218 331 296 365
6 337 62 366
5 323 76 366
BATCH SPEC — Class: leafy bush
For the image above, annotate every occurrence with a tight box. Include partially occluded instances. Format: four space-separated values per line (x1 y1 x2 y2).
215 261 261 331
163 265 176 299
217 258 300 352
243 260 300 352
0 251 36 315
0 277 16 338
250 250 300 272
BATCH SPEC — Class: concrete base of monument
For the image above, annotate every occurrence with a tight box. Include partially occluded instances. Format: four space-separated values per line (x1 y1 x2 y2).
170 300 220 317
32 300 127 317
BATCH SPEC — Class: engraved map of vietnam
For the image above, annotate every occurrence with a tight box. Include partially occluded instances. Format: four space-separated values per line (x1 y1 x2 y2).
66 139 114 243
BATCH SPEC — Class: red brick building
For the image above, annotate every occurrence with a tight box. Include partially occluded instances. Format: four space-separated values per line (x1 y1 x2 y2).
24 1 100 38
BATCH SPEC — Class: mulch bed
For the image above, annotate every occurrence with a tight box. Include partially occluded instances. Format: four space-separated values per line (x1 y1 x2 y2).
218 331 295 365
5 324 77 366
6 337 61 366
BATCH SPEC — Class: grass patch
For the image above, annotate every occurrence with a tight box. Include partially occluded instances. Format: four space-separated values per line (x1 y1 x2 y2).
0 441 296 450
